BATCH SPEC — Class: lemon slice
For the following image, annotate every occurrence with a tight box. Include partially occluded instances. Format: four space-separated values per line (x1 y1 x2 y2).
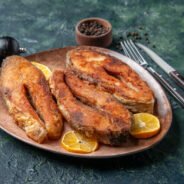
61 131 98 153
31 62 52 80
130 113 160 139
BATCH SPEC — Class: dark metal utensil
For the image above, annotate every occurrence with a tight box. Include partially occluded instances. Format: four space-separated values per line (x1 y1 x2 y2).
137 43 184 90
0 36 26 63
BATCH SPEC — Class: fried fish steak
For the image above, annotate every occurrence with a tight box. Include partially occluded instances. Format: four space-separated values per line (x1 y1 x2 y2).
49 70 131 145
65 70 132 127
66 49 155 113
0 56 63 143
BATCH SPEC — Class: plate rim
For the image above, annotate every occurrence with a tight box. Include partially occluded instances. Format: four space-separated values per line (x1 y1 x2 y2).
0 46 173 158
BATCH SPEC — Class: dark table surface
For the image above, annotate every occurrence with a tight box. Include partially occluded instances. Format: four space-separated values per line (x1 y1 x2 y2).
0 0 184 183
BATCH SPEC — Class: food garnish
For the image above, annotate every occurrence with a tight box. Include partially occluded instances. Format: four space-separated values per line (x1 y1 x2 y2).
32 62 52 80
61 131 98 153
130 113 160 139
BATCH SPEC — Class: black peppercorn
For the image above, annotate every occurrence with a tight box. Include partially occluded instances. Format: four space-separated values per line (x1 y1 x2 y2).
78 21 109 36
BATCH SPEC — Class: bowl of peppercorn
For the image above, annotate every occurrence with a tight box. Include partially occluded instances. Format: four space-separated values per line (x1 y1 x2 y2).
75 17 112 47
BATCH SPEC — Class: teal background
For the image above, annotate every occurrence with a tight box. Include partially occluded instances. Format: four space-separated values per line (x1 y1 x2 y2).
0 0 184 183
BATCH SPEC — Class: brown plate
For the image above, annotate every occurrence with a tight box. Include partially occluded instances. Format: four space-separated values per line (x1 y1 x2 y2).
0 46 172 158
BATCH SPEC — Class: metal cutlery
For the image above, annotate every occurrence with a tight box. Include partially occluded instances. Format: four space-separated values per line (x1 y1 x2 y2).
136 43 184 90
120 39 184 108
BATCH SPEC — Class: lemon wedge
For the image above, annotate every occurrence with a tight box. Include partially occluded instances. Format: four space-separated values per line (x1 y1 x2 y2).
32 62 52 80
130 113 160 139
61 131 98 153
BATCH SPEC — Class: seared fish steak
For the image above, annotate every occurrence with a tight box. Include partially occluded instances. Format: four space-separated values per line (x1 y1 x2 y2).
65 70 132 127
66 49 154 113
50 70 132 145
1 56 63 143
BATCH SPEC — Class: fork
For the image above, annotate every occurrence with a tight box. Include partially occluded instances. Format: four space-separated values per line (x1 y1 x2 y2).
120 39 184 108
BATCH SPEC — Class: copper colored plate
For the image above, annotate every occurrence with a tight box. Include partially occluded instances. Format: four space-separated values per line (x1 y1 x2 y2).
0 46 172 158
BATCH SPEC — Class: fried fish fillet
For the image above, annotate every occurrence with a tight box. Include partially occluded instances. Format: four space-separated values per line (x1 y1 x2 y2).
0 56 63 143
65 70 132 126
66 49 154 113
49 70 131 145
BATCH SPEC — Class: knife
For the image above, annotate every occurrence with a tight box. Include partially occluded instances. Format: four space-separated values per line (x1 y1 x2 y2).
137 43 184 90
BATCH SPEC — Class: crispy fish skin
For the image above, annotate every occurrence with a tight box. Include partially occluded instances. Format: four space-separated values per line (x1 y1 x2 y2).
50 70 131 145
3 86 47 143
104 59 154 113
65 70 132 127
66 49 154 113
1 56 63 142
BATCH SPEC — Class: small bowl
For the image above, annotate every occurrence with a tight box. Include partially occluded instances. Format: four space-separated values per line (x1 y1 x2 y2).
75 17 112 47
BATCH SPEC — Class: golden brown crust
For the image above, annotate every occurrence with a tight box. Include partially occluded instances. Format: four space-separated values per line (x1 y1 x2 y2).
66 49 154 113
65 70 132 127
50 70 131 145
1 56 63 143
